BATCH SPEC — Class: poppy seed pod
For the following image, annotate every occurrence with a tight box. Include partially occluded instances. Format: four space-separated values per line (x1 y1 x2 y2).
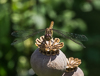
30 36 67 76
30 48 67 76
62 57 84 76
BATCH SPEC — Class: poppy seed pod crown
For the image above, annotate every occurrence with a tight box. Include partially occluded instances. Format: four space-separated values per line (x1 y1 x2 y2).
35 36 64 56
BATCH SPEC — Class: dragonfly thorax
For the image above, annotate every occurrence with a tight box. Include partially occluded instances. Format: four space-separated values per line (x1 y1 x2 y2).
44 34 52 41
44 28 53 41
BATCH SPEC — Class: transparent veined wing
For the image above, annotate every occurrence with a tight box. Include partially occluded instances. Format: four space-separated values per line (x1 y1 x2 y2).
53 29 88 48
11 29 45 45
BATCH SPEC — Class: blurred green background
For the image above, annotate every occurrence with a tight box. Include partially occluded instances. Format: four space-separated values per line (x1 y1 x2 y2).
0 0 100 76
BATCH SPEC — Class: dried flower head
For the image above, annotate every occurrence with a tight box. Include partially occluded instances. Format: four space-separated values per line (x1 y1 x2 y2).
66 57 81 72
35 36 64 56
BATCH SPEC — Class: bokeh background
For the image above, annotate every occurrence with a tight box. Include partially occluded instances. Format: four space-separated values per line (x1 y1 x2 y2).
0 0 100 76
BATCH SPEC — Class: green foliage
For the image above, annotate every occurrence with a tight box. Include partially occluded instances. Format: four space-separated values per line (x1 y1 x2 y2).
0 0 100 76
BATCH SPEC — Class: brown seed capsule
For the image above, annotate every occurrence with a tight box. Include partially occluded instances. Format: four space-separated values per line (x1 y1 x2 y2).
62 57 84 76
30 48 67 76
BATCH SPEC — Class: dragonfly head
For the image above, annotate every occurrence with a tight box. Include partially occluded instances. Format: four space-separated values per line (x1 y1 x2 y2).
45 28 53 41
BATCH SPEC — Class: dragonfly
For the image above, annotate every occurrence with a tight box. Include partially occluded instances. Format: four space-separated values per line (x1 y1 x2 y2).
11 21 88 48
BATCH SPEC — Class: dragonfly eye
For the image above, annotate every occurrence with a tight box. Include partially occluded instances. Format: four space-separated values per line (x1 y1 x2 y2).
49 34 51 37
45 34 48 37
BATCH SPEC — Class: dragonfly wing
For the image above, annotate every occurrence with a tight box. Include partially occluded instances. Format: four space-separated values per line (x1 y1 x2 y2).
11 36 30 45
11 29 45 37
11 29 45 45
53 29 88 48
69 33 88 41
11 30 25 37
